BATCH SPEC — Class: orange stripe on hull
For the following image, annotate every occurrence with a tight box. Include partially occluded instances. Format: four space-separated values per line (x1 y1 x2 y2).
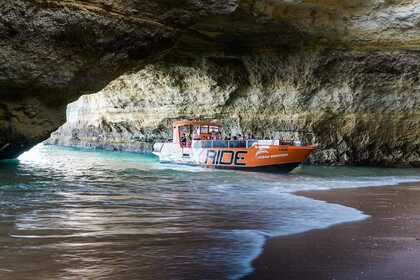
198 144 316 170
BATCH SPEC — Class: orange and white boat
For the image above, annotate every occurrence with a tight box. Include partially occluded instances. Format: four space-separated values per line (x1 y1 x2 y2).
153 120 317 173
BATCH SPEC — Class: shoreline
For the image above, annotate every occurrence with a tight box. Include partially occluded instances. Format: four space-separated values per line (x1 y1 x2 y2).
243 182 420 280
42 142 155 155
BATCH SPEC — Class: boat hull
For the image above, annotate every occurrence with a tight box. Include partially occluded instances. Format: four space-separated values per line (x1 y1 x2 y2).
211 162 301 173
153 142 316 173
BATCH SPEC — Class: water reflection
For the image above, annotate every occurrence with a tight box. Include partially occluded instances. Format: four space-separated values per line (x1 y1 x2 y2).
0 145 419 279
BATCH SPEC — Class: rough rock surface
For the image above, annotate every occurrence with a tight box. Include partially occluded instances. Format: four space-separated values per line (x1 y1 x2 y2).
2 0 420 164
48 50 420 167
0 0 237 158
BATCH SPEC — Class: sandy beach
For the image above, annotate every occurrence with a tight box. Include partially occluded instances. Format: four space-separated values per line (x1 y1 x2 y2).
244 183 420 280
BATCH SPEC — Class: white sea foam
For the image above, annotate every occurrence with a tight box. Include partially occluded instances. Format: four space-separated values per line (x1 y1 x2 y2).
12 144 420 279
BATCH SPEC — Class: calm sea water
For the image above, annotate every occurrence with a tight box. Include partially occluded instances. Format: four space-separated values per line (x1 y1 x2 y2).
0 144 419 280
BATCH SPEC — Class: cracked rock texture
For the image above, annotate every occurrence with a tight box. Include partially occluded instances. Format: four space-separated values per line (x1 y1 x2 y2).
2 0 420 165
48 50 420 167
0 0 237 158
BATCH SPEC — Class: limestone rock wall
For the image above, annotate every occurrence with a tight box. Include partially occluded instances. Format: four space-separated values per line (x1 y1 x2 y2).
0 0 238 158
48 49 420 167
3 0 420 159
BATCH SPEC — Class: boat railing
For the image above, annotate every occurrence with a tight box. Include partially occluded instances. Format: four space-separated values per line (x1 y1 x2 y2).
153 142 165 152
192 133 316 148
192 140 253 149
192 139 303 149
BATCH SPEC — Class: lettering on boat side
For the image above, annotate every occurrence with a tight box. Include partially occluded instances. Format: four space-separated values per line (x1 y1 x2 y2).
255 147 288 159
205 150 247 166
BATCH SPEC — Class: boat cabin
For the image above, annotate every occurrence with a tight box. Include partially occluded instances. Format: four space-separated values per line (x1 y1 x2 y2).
173 120 222 147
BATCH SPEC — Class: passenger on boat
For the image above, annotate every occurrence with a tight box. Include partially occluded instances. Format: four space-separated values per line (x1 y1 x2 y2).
193 127 200 140
180 133 187 146
186 134 192 147
210 132 217 140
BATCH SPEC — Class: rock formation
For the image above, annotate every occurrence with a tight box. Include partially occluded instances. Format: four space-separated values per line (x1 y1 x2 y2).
48 49 420 167
0 0 236 158
2 0 420 166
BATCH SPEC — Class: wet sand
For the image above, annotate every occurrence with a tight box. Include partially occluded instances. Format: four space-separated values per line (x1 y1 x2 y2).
244 183 420 280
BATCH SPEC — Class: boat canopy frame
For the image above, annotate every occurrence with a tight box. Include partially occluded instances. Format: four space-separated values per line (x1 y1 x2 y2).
173 120 222 146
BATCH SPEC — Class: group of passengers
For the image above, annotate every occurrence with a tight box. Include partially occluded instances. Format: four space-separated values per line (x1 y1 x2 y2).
180 132 257 147
223 133 256 141
180 133 192 146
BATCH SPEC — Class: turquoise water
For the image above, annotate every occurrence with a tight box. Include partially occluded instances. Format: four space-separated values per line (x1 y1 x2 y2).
0 144 419 280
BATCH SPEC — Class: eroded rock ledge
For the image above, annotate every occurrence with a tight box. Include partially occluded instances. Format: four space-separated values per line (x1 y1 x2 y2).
48 49 420 167
2 0 420 165
0 0 237 158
